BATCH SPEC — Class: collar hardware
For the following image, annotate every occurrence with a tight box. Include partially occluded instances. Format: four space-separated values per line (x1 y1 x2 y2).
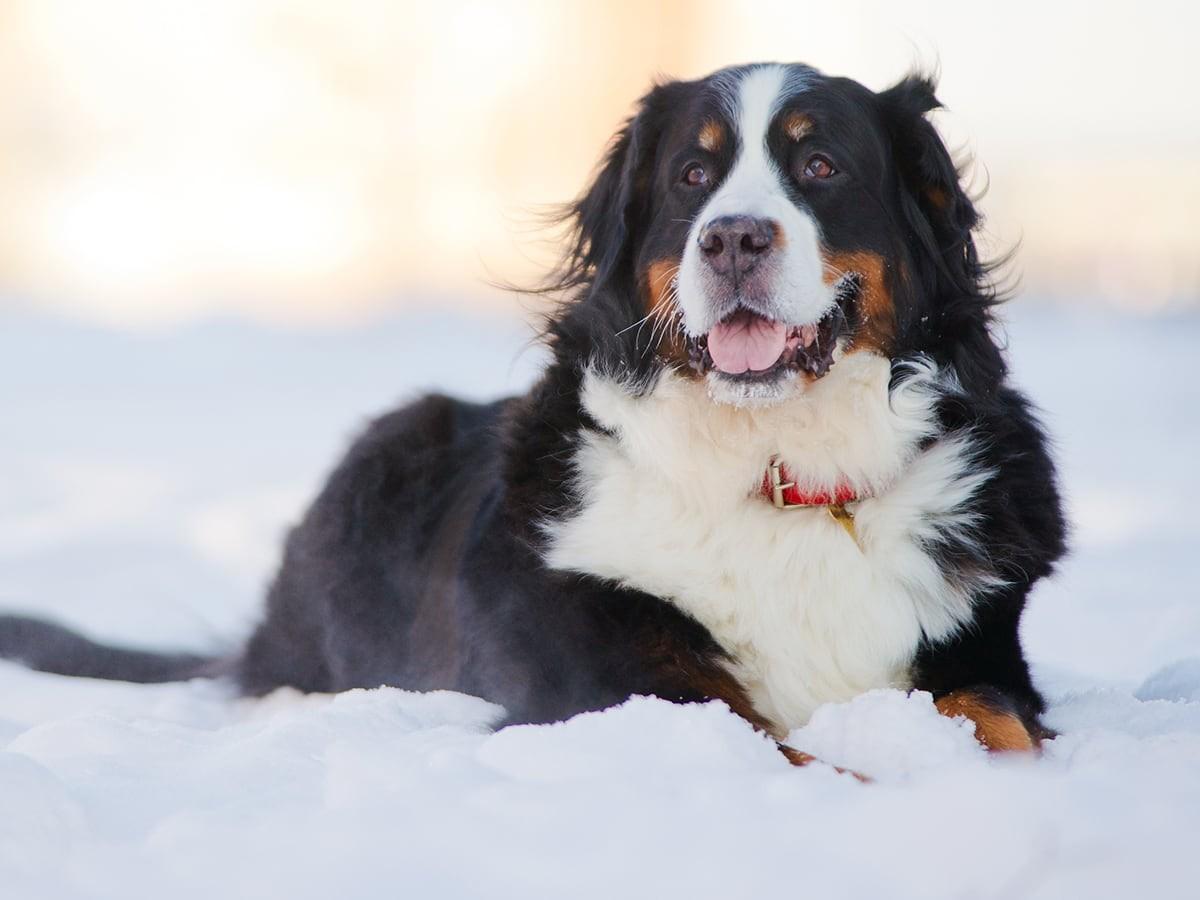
762 455 864 550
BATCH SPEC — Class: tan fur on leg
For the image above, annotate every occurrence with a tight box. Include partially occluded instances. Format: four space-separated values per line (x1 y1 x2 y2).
935 690 1036 752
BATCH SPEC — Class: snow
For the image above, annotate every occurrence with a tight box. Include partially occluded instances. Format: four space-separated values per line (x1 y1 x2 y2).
1 302 1198 899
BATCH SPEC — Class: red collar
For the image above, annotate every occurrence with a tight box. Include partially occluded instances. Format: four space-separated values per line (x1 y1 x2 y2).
761 456 860 509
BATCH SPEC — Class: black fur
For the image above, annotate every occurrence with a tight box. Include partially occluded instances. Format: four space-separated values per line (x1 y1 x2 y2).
0 64 1065 744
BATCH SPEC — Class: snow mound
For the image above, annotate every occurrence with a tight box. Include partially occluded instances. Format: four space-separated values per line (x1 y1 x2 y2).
787 688 985 780
1136 658 1200 703
3 676 1199 900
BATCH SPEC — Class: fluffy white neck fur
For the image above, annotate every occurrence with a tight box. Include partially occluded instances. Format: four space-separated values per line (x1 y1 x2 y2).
545 351 996 732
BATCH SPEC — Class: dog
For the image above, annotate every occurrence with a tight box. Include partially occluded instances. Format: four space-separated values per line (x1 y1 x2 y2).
0 62 1066 760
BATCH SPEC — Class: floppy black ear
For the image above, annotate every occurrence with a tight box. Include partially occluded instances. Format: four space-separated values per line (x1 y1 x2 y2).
878 74 982 291
559 84 671 296
878 73 1005 388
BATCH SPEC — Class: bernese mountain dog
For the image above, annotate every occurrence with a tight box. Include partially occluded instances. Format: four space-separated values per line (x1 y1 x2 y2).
0 63 1066 761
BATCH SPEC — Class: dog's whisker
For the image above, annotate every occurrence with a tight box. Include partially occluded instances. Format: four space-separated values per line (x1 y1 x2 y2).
617 303 665 338
651 264 681 289
616 312 655 338
617 292 675 339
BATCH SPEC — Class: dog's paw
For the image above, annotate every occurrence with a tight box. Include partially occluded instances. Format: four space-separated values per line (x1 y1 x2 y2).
934 689 1038 753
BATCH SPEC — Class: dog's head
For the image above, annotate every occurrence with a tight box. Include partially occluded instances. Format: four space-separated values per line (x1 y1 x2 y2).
553 62 999 405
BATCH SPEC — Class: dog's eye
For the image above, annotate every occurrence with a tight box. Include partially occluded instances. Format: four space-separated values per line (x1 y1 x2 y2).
802 155 837 179
682 164 708 187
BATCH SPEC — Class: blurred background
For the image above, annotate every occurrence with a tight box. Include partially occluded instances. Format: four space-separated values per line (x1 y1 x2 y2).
0 0 1196 327
1 1 1197 686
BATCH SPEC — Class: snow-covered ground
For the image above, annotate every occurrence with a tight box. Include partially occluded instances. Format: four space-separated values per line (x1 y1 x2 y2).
1 301 1198 899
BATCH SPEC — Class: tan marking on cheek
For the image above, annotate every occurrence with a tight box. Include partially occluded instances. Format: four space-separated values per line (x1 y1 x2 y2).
644 258 680 315
782 112 813 141
935 691 1037 753
640 257 690 367
821 249 896 354
698 119 724 153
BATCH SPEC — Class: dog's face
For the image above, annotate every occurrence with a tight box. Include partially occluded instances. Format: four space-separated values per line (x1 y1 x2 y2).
561 62 984 406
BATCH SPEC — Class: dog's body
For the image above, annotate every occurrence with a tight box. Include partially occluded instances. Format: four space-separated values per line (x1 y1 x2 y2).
0 63 1066 753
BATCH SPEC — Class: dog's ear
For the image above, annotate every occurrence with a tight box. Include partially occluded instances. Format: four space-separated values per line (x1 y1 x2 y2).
878 73 1005 388
877 74 981 292
562 84 671 295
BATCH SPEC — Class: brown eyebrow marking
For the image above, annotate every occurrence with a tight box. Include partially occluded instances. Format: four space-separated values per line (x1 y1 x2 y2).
782 111 814 141
698 119 724 153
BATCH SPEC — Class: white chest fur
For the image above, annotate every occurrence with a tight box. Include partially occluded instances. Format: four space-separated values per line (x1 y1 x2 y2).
544 353 997 733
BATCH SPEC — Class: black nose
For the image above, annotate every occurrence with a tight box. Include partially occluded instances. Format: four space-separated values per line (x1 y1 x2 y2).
698 215 778 278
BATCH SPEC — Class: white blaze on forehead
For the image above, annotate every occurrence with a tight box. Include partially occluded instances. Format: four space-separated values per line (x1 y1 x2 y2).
677 64 834 337
708 65 796 218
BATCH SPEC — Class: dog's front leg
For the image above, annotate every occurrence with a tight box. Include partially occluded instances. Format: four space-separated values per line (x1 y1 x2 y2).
933 686 1044 753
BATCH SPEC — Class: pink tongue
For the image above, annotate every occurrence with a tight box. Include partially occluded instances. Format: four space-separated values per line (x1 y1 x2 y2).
706 312 788 375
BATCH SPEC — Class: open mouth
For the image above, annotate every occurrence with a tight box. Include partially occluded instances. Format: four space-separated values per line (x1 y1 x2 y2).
686 285 855 382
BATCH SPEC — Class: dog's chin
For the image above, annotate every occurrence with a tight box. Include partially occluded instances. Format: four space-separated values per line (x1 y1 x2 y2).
705 367 802 408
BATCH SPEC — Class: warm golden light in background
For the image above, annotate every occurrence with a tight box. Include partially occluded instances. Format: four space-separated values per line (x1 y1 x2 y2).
0 0 1196 329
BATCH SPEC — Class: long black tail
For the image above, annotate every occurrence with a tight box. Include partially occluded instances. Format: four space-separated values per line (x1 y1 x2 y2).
0 614 225 684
